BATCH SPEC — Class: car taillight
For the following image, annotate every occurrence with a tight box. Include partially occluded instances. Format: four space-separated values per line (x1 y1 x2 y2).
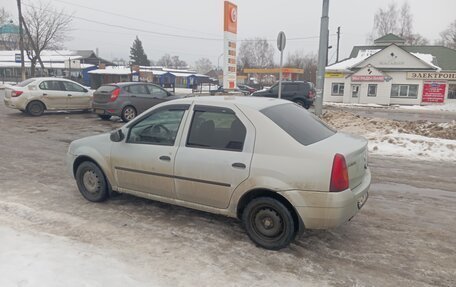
11 90 23 97
330 153 349 192
309 90 315 98
110 88 120 102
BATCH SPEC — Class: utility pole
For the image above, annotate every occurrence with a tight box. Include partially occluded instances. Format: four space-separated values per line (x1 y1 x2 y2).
16 0 25 81
315 0 330 117
336 26 341 63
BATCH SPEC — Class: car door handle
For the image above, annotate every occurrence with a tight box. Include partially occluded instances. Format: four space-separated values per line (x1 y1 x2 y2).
67 94 72 96
232 162 246 169
42 93 47 96
131 95 137 97
159 155 171 161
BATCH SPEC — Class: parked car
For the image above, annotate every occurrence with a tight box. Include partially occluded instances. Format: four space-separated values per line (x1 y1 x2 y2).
92 82 181 122
251 81 316 109
4 77 92 116
209 86 249 96
66 96 370 250
238 84 257 94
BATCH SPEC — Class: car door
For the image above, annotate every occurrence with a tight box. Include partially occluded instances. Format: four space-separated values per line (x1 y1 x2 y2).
61 81 91 109
125 84 152 114
146 84 169 109
38 80 67 109
282 83 299 100
110 104 190 198
174 104 255 209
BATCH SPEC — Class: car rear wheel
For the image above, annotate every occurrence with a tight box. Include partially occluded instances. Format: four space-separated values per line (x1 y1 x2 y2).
98 115 112 120
26 101 45 116
75 161 109 202
294 99 310 109
242 197 296 250
121 106 137 122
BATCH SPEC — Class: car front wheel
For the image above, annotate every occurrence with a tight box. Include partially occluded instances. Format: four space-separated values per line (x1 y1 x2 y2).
121 106 137 122
242 197 296 250
75 161 109 202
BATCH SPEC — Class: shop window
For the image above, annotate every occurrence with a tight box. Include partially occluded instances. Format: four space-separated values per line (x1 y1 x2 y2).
448 84 456 99
331 83 344 96
391 84 418 98
367 84 377 97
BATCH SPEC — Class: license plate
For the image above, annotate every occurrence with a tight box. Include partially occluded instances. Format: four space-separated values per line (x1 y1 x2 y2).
357 192 368 209
94 109 105 115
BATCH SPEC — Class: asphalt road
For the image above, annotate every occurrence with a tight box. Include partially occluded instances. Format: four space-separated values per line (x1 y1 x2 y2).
325 105 456 123
0 91 455 287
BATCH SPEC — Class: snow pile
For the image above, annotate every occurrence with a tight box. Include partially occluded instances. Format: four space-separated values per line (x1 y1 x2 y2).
0 226 156 287
397 102 456 112
322 110 456 161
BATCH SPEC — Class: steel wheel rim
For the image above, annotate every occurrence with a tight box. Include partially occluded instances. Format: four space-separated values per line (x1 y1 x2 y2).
250 206 285 240
124 107 136 121
30 103 42 114
82 170 100 194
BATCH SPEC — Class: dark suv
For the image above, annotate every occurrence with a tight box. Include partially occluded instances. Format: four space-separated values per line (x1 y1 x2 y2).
251 81 315 109
92 82 181 122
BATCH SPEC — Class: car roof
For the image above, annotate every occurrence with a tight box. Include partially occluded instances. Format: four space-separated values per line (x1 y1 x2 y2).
28 77 75 82
170 96 291 111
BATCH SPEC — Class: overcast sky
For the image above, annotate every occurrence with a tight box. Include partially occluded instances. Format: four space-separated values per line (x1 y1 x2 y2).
3 0 456 66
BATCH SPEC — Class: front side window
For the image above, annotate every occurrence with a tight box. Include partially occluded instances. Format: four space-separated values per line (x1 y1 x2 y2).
128 108 186 145
148 85 168 98
331 83 344 96
39 81 64 91
187 107 246 152
367 84 377 97
391 84 418 98
62 81 86 92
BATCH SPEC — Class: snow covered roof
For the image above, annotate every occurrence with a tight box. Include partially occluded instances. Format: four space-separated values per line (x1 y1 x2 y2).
0 50 88 63
88 66 132 75
0 61 94 69
411 52 441 71
327 49 381 71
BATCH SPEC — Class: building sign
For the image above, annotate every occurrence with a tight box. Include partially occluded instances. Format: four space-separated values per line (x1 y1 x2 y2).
422 81 446 103
351 75 385 82
325 72 344 78
223 1 237 89
15 54 21 63
407 72 456 80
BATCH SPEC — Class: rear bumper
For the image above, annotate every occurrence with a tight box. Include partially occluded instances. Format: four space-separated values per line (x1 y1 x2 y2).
4 96 27 110
280 168 371 229
92 103 121 117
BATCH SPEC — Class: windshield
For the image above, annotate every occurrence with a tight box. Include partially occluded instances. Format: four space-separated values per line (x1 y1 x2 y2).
261 103 336 146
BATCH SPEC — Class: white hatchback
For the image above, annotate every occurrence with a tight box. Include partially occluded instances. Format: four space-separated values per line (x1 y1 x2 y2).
66 96 371 249
4 77 92 116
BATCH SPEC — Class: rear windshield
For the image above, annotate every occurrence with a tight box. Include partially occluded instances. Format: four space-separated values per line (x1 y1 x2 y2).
261 103 335 145
96 85 117 93
16 78 36 87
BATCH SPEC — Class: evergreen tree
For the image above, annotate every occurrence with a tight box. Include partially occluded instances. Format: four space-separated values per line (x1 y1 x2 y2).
129 36 150 66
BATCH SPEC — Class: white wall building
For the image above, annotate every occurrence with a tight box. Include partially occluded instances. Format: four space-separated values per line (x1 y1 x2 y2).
324 34 456 105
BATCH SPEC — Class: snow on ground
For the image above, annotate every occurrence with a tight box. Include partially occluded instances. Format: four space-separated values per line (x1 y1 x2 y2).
323 110 456 162
397 102 456 112
0 226 158 287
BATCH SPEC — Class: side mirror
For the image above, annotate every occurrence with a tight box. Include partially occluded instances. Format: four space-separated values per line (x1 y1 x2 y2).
110 129 125 142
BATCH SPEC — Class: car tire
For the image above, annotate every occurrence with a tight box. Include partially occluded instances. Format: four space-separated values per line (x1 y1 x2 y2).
294 99 310 109
75 161 109 202
242 197 296 250
121 106 137 122
26 101 45 116
98 115 112 120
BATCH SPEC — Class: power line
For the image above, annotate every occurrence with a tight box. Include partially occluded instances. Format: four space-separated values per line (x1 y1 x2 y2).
51 0 221 37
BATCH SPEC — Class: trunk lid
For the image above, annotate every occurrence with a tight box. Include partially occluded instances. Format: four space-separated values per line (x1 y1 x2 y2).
314 132 368 190
93 85 119 104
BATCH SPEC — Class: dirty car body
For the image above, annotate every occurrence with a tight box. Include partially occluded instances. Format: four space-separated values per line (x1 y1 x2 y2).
67 96 371 249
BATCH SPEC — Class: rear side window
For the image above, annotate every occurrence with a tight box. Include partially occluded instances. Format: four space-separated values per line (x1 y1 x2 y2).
39 81 64 91
283 83 299 92
261 103 335 146
187 107 246 152
127 84 149 94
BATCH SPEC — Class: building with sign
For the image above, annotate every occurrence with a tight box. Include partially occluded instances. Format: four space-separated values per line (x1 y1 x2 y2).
324 34 456 105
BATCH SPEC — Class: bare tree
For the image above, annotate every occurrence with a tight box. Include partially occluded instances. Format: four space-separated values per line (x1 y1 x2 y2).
398 2 413 42
286 51 317 83
22 2 72 76
438 20 456 49
194 58 213 74
171 55 187 69
156 54 187 68
238 38 275 70
0 8 10 24
373 2 398 37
